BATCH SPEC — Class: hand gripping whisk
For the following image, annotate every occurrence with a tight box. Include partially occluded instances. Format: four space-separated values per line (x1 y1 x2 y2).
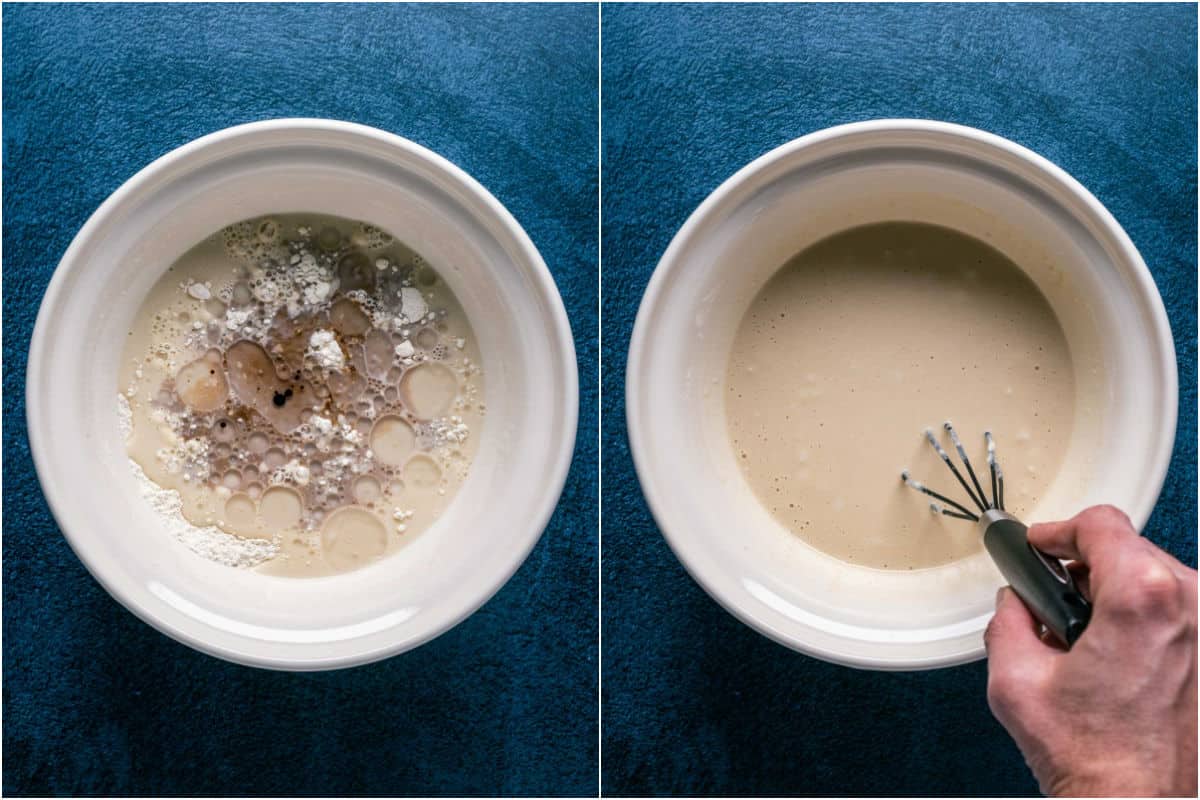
902 422 1091 647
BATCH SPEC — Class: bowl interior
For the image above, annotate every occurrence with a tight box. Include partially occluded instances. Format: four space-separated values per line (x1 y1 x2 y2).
630 124 1175 668
29 123 576 668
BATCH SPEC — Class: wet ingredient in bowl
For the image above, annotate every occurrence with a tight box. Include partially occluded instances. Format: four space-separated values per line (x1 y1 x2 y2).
119 214 485 576
725 222 1076 570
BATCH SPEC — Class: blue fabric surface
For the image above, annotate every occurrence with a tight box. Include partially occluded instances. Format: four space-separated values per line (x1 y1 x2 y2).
3 4 597 796
601 4 1196 796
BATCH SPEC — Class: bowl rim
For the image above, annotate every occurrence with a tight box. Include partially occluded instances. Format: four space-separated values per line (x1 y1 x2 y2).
26 117 580 670
625 118 1178 670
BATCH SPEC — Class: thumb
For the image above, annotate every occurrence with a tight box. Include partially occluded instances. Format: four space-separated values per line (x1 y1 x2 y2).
988 587 1056 705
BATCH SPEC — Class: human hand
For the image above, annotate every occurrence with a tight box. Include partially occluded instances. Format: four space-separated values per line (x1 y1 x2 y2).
984 505 1197 797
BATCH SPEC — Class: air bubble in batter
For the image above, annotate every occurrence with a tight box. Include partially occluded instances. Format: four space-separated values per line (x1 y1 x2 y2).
404 454 441 489
353 475 382 505
260 486 303 529
415 328 438 349
370 415 416 467
399 364 457 419
225 493 257 527
213 419 236 442
321 507 388 572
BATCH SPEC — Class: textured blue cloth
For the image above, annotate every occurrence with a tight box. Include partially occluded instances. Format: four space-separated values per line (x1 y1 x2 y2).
3 4 597 796
602 4 1196 796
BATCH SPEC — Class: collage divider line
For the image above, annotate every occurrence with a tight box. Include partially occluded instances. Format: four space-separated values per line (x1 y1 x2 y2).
596 1 604 796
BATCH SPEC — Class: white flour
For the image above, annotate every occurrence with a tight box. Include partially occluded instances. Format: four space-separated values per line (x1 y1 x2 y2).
118 393 277 568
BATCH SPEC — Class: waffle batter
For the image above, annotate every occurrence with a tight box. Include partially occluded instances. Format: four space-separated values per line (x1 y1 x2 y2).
725 222 1076 570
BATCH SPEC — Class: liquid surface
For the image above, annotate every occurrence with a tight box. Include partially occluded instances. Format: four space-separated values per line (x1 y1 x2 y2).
725 222 1076 570
120 214 484 576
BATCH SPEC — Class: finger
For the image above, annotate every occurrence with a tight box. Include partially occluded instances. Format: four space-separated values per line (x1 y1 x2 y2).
985 588 1057 723
1031 509 1194 631
1027 505 1139 576
984 587 1057 670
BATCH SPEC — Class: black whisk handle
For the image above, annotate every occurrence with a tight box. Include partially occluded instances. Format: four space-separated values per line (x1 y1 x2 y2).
980 510 1092 647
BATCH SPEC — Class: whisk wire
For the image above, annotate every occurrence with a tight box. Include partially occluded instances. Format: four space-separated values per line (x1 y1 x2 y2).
901 471 979 521
903 425 1005 521
935 505 978 521
922 428 988 513
945 422 989 512
986 431 999 510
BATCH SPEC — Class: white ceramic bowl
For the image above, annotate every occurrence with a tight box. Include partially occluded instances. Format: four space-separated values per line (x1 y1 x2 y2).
627 119 1176 670
28 119 578 670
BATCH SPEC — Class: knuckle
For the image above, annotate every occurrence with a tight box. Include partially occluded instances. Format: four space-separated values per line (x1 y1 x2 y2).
1083 504 1131 529
1118 561 1181 615
983 615 999 645
982 614 1006 653
985 669 1016 710
1173 612 1198 645
986 665 1041 715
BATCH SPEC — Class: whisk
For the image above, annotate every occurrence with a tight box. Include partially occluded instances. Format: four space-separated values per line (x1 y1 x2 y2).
902 422 1091 647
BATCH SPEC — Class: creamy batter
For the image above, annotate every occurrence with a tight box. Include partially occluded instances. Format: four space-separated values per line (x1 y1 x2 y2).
120 214 484 577
725 222 1076 570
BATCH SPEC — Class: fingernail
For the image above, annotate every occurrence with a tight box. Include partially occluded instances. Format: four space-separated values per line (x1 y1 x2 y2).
995 587 1006 608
